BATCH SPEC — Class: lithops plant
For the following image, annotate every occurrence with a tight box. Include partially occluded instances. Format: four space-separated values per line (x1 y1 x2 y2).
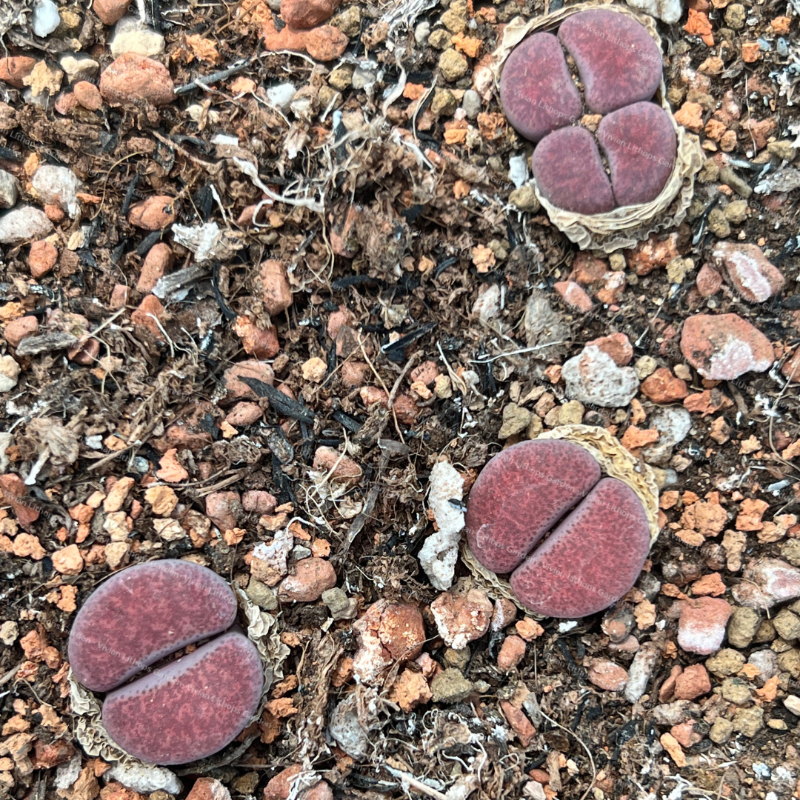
465 439 652 618
68 560 263 765
496 3 696 243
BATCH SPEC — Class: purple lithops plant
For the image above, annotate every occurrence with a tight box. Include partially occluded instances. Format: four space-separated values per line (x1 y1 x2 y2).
465 441 651 618
558 9 662 115
597 102 677 207
103 631 263 765
69 560 263 765
498 32 582 142
499 9 676 213
531 127 615 215
510 478 651 618
466 440 600 573
69 559 238 692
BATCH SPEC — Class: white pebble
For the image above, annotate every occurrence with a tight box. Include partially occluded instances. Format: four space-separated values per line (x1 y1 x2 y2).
110 16 166 57
33 0 61 37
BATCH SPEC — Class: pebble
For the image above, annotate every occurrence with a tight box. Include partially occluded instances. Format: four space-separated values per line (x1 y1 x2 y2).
727 605 761 648
0 170 19 209
732 558 800 609
351 66 377 90
52 544 84 575
32 165 83 218
587 332 633 366
92 0 129 25
706 647 745 677
352 601 426 684
73 81 103 111
266 83 297 110
414 20 430 45
0 207 54 244
321 587 357 620
262 20 348 61
431 589 492 649
562 344 640 407
733 706 764 737
711 242 785 303
438 48 468 82
0 56 37 87
131 295 166 340
110 17 166 56
281 0 340 28
588 660 628 692
625 0 681 23
137 243 173 293
205 491 241 531
33 0 61 37
678 597 732 655
554 280 593 312
233 317 279 360
695 263 723 297
721 677 752 705
640 367 688 404
389 669 432 713
491 598 517 631
642 405 692 467
680 313 773 380
60 54 100 83
784 696 800 716
223 360 274 400
626 233 679 276
624 643 658 703
5 317 39 348
673 664 711 700
0 355 21 392
128 196 178 230
709 718 734 743
430 668 473 703
256 259 293 316
497 635 527 671
748 649 778 685
28 240 58 278
462 89 481 119
278 557 336 602
100 54 175 107
773 607 800 640
312 446 362 486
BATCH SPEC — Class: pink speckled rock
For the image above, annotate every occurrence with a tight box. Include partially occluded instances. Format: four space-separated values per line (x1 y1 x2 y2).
510 478 650 618
531 127 615 215
680 313 774 380
103 631 262 765
597 102 677 207
499 32 582 142
68 560 237 692
558 10 662 115
711 242 785 303
465 440 601 574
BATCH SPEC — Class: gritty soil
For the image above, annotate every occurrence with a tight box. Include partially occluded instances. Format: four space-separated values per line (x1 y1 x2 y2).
1 0 800 798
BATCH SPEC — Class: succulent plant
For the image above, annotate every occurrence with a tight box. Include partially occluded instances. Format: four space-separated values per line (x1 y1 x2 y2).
465 440 650 618
68 560 263 765
500 9 677 215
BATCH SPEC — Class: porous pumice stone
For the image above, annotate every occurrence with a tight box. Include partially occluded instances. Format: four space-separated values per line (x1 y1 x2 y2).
510 478 651 618
499 32 583 142
558 9 663 115
465 440 601 574
531 127 616 215
597 102 677 207
103 631 263 765
69 560 237 692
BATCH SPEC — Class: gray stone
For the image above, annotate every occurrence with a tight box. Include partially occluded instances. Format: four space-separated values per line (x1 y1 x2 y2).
462 89 481 119
732 706 764 737
747 649 778 685
0 170 19 209
245 576 278 611
430 668 472 703
721 677 752 706
33 0 61 37
60 53 100 84
32 165 82 218
0 206 54 244
727 606 760 649
562 345 639 408
110 16 165 57
351 66 377 90
773 608 800 641
321 587 357 620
